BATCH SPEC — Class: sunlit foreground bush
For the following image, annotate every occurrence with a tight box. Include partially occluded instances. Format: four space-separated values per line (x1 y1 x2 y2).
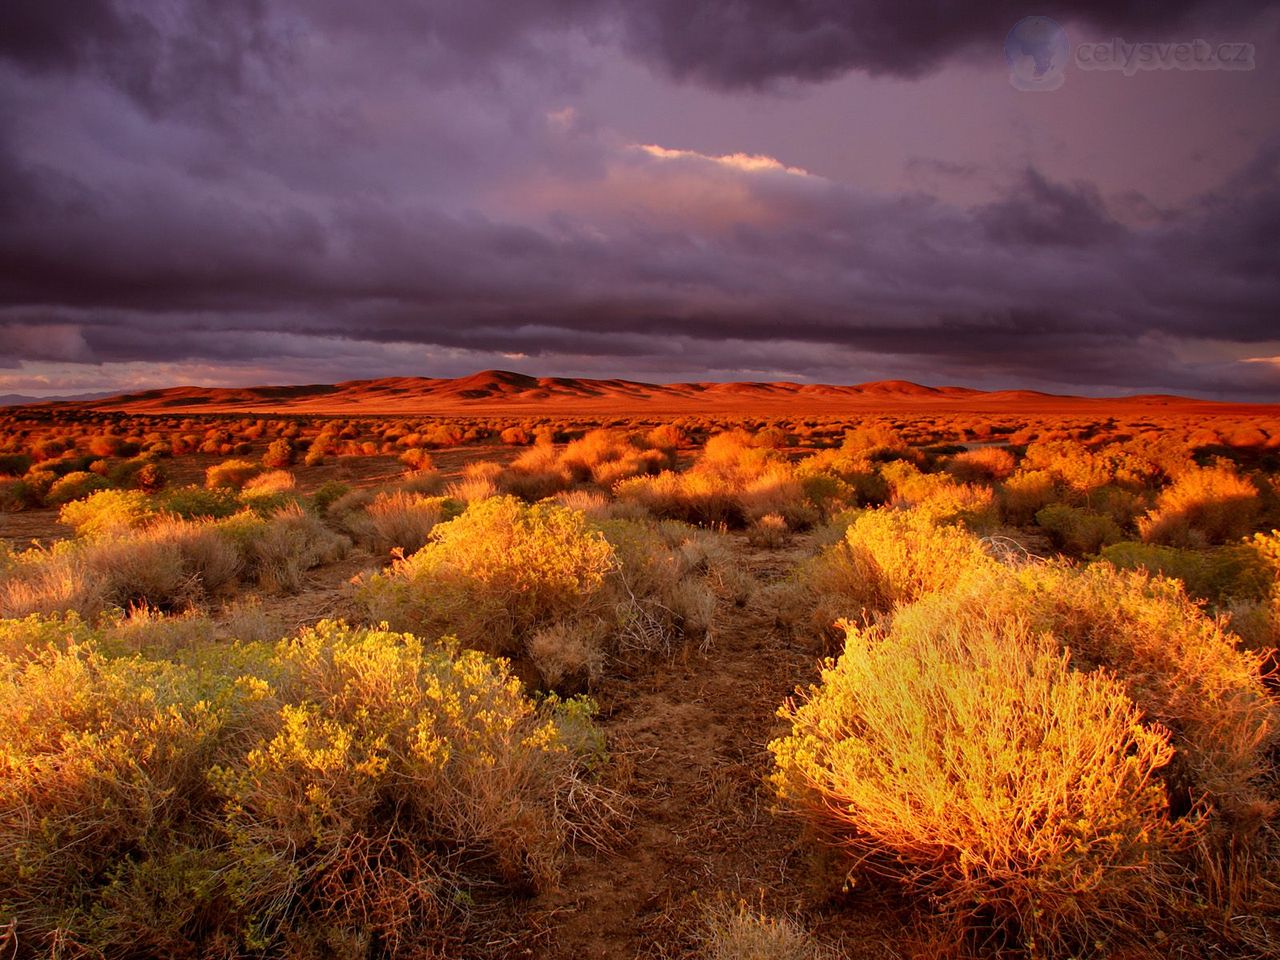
0 619 606 957
772 615 1181 953
357 496 718 690
771 508 1278 954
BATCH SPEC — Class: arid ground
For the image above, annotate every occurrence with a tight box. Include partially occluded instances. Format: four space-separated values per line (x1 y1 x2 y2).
2 374 1279 959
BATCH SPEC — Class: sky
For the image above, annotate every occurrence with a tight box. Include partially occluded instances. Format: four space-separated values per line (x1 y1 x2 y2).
1 0 1278 399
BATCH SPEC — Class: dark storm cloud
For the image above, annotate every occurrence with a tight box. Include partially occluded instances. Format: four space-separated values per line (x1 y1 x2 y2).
3 131 1278 396
5 0 1274 97
0 0 1278 398
614 0 1278 86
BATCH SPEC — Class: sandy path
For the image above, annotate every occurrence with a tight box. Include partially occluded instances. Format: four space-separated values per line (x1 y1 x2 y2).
531 534 897 959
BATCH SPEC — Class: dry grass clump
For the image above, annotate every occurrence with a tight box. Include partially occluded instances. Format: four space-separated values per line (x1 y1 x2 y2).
696 899 836 960
1138 463 1260 547
0 618 607 957
204 458 262 490
363 490 459 555
357 497 715 688
746 513 790 548
245 503 350 592
446 459 503 503
0 520 241 619
771 613 1183 954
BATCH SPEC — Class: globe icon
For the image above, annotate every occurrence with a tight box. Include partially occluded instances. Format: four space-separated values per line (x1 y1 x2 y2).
1004 17 1070 91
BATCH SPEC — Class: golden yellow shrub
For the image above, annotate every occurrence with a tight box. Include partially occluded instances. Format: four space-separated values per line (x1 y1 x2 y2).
771 614 1182 954
1139 464 1260 547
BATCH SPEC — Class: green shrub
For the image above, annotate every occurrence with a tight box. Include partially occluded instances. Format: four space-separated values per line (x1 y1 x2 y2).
59 489 158 539
1035 503 1123 555
0 453 33 477
45 470 111 506
311 480 352 513
159 485 241 520
1099 540 1273 603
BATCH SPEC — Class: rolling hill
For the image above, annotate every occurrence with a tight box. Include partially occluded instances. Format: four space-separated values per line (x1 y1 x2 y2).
18 369 1275 416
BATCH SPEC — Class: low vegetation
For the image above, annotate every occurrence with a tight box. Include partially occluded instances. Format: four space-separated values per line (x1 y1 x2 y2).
0 618 607 957
357 496 717 689
1 407 1278 958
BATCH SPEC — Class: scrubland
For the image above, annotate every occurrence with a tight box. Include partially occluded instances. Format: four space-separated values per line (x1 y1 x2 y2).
2 406 1280 958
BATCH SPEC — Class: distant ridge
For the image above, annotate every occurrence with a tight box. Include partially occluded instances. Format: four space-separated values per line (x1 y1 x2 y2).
17 370 1275 416
0 390 120 407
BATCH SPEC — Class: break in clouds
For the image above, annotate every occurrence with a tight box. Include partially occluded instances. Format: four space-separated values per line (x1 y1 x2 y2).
1 0 1279 398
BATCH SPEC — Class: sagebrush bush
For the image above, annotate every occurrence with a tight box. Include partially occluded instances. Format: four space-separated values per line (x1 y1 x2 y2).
1139 464 1260 547
205 458 262 490
214 622 605 954
0 618 607 957
45 470 111 506
357 497 714 688
944 446 1016 482
778 508 997 639
1035 502 1123 555
260 438 295 469
59 488 158 539
158 484 241 520
364 491 459 555
359 497 615 655
880 461 998 528
771 613 1183 954
906 557 1278 834
615 430 815 529
0 631 256 955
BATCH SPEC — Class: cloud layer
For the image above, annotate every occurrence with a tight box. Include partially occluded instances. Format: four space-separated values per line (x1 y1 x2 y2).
1 0 1278 398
